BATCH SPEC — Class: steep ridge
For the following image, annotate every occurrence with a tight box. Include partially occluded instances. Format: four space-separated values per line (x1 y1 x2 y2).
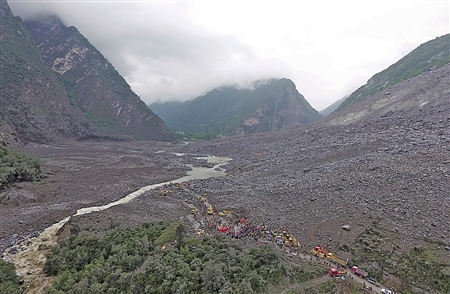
0 1 93 145
24 14 173 141
335 34 449 112
150 78 322 137
0 0 173 146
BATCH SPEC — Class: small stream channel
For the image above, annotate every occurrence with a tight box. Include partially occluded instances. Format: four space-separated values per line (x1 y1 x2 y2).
2 154 231 294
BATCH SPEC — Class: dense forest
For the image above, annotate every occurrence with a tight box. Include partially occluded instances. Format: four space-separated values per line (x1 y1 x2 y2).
43 221 319 293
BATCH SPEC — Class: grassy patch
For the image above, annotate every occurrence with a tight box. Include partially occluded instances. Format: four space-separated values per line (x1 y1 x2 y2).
349 220 450 293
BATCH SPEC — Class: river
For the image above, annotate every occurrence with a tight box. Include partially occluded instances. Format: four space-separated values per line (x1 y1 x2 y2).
2 154 231 294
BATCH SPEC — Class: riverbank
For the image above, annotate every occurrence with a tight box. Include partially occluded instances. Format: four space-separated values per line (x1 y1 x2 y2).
2 145 231 293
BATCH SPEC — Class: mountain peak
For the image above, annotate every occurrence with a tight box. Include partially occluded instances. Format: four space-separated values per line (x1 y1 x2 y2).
150 78 322 138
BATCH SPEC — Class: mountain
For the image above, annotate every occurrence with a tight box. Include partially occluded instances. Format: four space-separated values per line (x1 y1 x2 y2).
335 34 450 112
149 101 183 122
0 1 90 145
2 31 450 294
319 96 347 116
149 79 322 137
0 1 173 145
324 62 449 126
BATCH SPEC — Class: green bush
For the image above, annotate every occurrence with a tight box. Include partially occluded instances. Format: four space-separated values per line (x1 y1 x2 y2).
0 146 43 189
0 259 22 294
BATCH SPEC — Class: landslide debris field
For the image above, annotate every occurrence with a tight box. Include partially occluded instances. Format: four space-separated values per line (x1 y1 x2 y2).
1 66 450 293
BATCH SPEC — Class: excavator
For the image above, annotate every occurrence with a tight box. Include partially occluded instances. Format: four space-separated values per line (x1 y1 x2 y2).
207 204 213 215
218 210 234 217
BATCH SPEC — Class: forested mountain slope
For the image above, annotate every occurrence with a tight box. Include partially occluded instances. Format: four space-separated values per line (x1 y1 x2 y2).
150 79 322 137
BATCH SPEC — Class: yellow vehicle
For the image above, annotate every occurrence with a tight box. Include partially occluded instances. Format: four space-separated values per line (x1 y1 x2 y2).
218 210 234 217
311 246 328 258
326 253 347 267
291 238 300 247
191 208 198 214
207 204 213 215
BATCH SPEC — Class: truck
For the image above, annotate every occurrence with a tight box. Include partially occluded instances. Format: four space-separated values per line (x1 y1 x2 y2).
311 246 329 258
326 253 348 267
311 246 347 266
329 268 346 277
351 266 368 278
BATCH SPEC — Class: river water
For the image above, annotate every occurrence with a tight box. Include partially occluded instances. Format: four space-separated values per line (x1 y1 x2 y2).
3 154 231 293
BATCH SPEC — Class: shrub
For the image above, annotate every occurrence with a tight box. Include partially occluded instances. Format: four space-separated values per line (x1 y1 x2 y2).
0 146 44 189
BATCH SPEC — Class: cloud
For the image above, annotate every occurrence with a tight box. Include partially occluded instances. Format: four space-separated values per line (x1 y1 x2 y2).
9 0 449 111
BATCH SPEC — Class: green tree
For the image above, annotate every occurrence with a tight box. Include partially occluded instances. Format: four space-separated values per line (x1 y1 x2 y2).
202 263 225 292
0 260 21 294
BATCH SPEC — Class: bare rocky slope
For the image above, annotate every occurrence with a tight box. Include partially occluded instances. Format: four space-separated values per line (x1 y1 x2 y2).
336 34 449 112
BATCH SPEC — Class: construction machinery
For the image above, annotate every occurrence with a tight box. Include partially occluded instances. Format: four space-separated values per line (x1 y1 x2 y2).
327 253 348 267
282 231 300 247
311 246 329 258
329 268 346 277
266 230 301 247
196 229 204 237
218 210 234 217
311 246 347 266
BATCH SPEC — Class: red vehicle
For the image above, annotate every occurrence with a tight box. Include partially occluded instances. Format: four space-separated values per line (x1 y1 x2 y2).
351 266 368 278
329 268 346 277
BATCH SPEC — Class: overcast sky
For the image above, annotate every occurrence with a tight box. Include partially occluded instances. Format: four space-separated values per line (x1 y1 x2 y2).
9 0 449 111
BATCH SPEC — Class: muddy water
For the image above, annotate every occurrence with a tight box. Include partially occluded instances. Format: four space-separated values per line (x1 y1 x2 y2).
2 155 231 294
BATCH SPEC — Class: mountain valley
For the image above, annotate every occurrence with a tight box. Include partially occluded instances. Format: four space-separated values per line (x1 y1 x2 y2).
1 63 449 293
1 0 449 292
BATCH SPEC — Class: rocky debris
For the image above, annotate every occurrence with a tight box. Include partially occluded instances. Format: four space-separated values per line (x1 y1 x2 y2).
0 141 188 253
177 64 450 253
1 65 449 269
